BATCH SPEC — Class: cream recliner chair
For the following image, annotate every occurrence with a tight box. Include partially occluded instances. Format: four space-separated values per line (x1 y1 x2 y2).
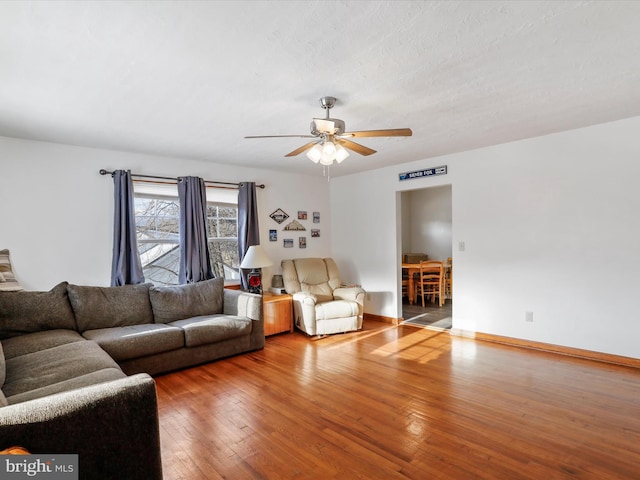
281 258 365 336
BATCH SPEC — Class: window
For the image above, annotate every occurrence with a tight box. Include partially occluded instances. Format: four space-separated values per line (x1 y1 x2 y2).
206 203 240 280
134 193 239 285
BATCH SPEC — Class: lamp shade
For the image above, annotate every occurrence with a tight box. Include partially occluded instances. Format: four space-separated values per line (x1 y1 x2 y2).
240 245 272 269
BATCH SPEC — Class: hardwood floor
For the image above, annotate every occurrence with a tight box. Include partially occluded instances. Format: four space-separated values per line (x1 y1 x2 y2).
155 321 640 479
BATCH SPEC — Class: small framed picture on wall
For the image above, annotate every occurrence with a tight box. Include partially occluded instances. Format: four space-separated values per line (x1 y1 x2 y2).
311 229 320 238
298 211 307 220
299 237 307 248
284 238 294 248
313 211 320 223
269 229 277 241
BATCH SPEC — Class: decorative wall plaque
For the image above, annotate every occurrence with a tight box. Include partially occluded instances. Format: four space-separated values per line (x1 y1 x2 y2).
283 220 306 231
269 208 289 224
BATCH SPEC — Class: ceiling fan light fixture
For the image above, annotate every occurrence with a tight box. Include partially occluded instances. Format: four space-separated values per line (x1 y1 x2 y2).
319 140 338 165
245 95 412 174
306 143 323 163
335 144 349 163
322 141 336 157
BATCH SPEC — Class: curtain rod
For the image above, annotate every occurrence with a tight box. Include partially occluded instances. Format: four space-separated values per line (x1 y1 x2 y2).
99 169 265 189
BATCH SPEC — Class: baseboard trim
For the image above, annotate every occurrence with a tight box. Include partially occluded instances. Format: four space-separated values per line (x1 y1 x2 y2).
450 328 640 369
364 313 400 325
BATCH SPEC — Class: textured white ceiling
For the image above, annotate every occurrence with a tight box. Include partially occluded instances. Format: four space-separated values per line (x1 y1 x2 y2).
2 0 640 177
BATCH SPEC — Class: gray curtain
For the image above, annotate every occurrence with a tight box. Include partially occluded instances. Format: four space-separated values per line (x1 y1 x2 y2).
111 170 145 286
178 176 214 284
238 182 260 289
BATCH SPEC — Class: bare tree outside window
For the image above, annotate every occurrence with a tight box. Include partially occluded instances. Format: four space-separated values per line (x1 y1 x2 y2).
135 195 239 285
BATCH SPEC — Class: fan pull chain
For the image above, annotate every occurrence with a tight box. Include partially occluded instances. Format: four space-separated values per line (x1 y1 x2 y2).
322 165 331 181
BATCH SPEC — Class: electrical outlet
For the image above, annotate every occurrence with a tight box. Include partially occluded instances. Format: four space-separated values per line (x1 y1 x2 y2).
525 311 534 323
458 241 465 252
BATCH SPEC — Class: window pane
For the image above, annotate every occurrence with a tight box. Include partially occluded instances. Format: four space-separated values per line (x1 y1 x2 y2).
218 206 236 218
135 197 179 241
140 243 180 286
135 197 155 216
155 217 180 238
207 218 218 238
218 219 237 237
206 205 218 217
209 240 239 280
156 199 179 216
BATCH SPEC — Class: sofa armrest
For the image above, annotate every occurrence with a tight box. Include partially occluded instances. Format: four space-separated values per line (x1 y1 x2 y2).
223 289 262 320
0 374 162 480
223 289 264 349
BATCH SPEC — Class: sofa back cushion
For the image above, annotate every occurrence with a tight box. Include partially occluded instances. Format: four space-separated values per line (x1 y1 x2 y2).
0 282 77 339
149 277 224 323
68 283 154 332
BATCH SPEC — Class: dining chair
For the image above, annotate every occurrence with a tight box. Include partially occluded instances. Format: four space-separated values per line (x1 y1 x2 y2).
401 269 414 302
416 260 445 307
445 257 453 300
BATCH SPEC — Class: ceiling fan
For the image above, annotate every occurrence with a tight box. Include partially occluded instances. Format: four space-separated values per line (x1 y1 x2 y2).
244 96 412 167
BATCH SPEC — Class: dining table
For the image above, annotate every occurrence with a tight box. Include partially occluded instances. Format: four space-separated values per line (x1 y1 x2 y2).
402 261 451 305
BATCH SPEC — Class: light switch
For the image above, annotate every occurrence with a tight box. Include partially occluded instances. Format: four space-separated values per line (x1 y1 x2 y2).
458 241 465 252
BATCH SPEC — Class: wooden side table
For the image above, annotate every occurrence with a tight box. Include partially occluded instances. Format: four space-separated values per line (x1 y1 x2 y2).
262 292 293 336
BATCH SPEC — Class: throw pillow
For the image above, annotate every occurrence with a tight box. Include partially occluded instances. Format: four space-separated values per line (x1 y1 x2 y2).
0 282 77 339
0 249 23 292
149 277 224 323
67 283 154 332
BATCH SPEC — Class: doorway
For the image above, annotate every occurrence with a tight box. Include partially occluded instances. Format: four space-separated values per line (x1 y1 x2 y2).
399 184 452 329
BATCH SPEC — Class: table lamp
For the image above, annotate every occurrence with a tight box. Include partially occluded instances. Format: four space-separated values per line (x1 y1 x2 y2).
240 245 272 294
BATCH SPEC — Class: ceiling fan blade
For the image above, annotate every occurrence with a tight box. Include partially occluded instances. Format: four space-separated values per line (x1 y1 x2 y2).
285 142 318 157
342 128 413 138
337 139 377 156
244 134 316 139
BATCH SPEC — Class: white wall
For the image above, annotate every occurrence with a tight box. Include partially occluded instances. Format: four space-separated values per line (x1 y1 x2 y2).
332 116 640 359
402 185 452 261
4 113 640 360
0 136 332 290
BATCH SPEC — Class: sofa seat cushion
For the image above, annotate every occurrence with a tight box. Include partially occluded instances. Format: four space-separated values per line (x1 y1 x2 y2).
0 282 77 339
82 324 184 362
149 277 224 323
6 367 125 404
315 300 360 321
2 340 121 399
168 315 252 347
68 283 154 332
1 329 85 360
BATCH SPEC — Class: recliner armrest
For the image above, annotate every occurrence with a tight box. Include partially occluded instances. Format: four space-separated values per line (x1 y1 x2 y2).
292 291 318 305
333 287 365 304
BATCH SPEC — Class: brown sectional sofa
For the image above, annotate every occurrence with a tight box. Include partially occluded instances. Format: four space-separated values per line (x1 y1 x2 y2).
0 277 263 480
